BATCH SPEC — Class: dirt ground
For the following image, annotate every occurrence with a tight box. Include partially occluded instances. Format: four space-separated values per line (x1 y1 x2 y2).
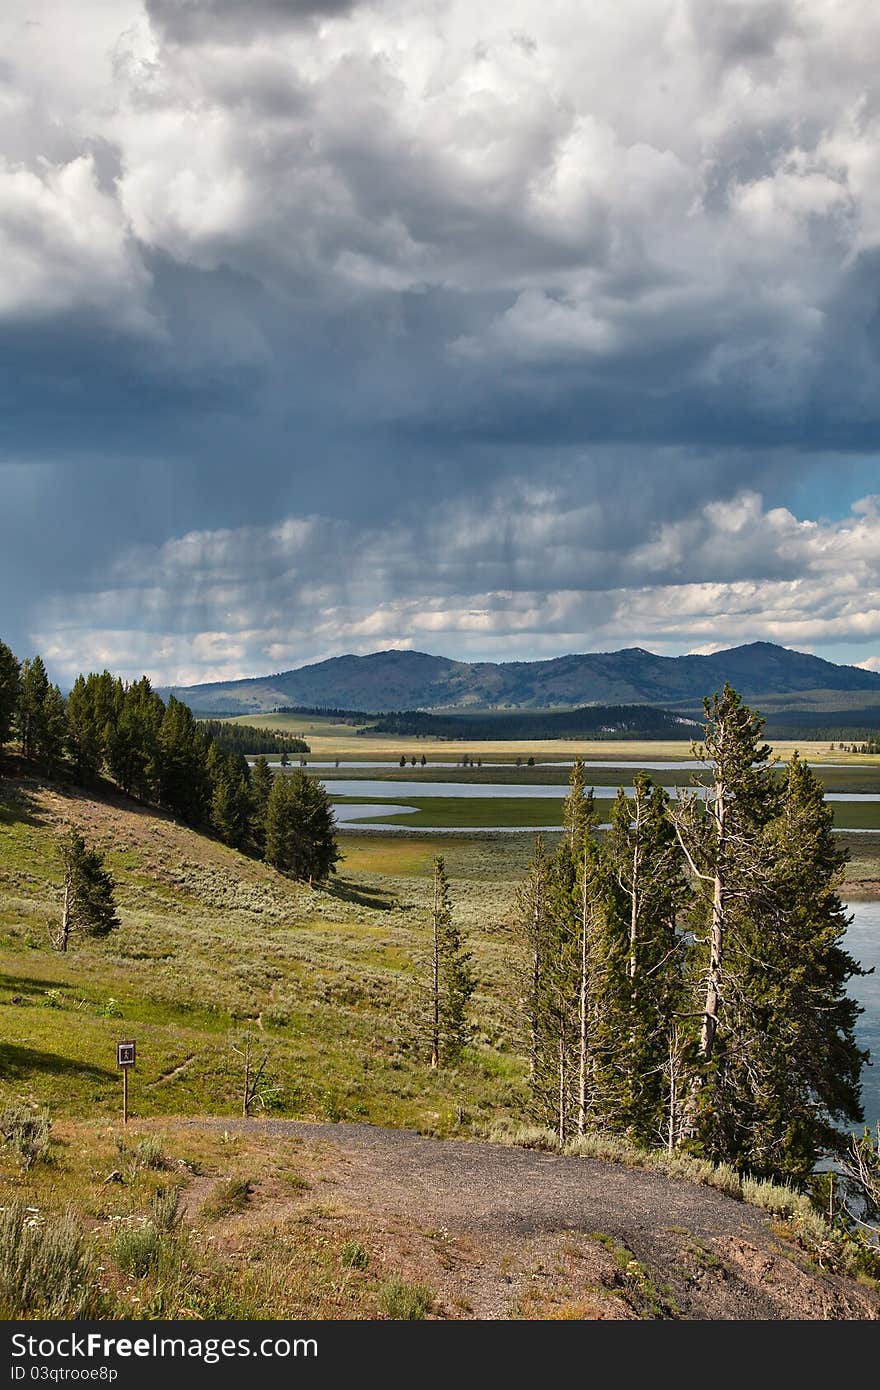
180 1119 880 1320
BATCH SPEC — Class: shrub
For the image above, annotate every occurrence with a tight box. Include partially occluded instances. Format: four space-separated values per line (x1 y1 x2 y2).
0 1103 51 1172
115 1134 171 1173
740 1176 814 1219
201 1178 252 1219
485 1119 557 1150
378 1276 433 1320
148 1186 181 1234
0 1202 101 1317
341 1241 369 1270
135 1137 171 1171
112 1222 161 1278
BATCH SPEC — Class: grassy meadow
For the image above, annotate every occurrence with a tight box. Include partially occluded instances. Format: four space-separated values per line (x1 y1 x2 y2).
228 710 880 767
2 765 878 1133
1 762 879 1319
0 777 528 1131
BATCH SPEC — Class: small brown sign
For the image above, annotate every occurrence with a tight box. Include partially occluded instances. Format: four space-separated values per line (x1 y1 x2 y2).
117 1040 136 1068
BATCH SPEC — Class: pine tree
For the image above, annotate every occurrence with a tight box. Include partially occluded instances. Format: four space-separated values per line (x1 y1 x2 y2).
17 656 64 764
543 845 582 1143
264 771 295 872
672 685 779 1072
429 857 474 1068
264 770 339 883
0 641 20 748
514 835 553 1082
210 752 251 850
518 758 603 1140
66 675 103 783
562 757 597 852
249 755 273 854
607 775 690 1144
294 773 340 884
156 696 210 823
572 837 627 1135
38 684 68 773
716 753 866 1180
106 677 163 800
56 830 120 951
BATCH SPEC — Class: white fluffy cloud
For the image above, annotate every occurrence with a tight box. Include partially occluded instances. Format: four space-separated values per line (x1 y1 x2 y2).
0 155 155 330
33 491 880 684
1 0 880 377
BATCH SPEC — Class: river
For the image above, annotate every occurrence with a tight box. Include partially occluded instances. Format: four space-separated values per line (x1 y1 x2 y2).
321 778 880 802
848 899 880 1128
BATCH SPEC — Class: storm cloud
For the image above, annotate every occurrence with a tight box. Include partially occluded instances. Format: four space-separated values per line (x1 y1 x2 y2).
2 2 880 683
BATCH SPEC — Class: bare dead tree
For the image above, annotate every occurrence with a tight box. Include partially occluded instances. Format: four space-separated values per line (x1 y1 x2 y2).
231 1032 278 1116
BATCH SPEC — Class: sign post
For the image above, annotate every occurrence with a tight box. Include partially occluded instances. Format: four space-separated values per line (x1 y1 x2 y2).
117 1040 136 1125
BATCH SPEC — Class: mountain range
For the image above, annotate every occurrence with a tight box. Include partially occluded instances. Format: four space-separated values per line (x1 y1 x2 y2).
163 642 880 717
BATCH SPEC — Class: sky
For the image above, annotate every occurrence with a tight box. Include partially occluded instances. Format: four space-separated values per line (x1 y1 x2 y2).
2 0 880 687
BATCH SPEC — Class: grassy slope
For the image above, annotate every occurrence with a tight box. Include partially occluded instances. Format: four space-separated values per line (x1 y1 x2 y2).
2 774 874 1128
319 763 880 790
2 774 879 1319
230 710 880 763
0 777 525 1130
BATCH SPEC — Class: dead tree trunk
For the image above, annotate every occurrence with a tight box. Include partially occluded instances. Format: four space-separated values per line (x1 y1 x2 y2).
558 1032 567 1147
577 870 590 1136
628 809 642 980
58 873 72 952
430 867 440 1069
530 910 540 1083
700 778 725 1062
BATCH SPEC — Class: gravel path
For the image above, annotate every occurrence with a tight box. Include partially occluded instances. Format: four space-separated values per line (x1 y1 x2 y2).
183 1119 880 1319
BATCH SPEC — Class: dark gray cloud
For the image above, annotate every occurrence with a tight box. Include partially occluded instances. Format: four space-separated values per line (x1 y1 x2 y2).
145 0 360 43
688 0 797 66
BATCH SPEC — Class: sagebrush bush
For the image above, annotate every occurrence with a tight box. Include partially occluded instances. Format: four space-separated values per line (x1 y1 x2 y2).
485 1119 558 1150
341 1241 369 1270
0 1103 51 1172
200 1178 252 1219
115 1134 171 1172
148 1186 181 1234
0 1202 101 1317
112 1222 161 1278
740 1176 814 1218
378 1276 433 1320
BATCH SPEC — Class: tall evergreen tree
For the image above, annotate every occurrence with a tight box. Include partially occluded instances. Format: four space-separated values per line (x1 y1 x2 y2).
210 752 252 850
571 837 627 1135
515 834 553 1083
249 755 273 854
264 771 295 872
66 675 103 783
293 773 340 884
106 677 163 800
429 857 474 1068
673 685 779 1073
56 830 120 951
0 641 20 748
714 753 866 1180
156 695 210 823
608 775 690 1144
264 770 339 883
562 757 597 853
38 684 68 773
17 656 50 760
